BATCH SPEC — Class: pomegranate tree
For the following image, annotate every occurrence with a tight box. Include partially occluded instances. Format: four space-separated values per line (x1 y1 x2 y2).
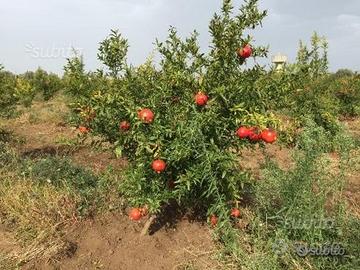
65 0 279 233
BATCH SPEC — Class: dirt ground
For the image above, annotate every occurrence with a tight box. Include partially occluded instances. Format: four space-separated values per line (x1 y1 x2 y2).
23 213 218 270
1 99 359 269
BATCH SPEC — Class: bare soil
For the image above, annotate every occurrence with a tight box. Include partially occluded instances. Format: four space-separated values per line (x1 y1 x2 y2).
23 213 219 270
0 228 19 258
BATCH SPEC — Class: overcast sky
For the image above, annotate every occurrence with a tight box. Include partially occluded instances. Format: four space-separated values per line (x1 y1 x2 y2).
1 0 359 74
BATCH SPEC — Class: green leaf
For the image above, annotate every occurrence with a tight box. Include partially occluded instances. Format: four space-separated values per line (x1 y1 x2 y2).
114 146 123 158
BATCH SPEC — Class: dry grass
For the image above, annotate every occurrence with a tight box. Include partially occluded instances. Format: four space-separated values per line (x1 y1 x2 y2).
0 167 80 266
0 170 79 235
17 93 70 125
4 234 71 268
